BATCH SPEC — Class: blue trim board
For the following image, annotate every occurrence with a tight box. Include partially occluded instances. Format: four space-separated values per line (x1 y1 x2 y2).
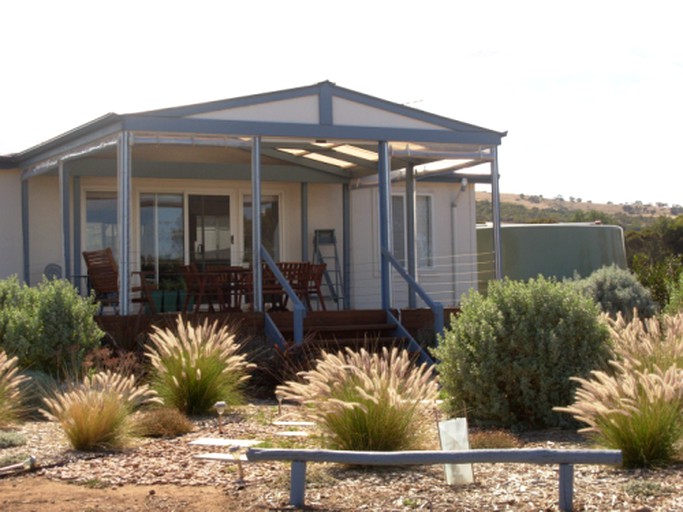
318 81 333 125
122 116 503 146
0 156 17 168
138 82 330 118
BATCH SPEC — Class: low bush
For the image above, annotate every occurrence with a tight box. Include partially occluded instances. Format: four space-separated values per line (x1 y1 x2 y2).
555 312 683 468
82 346 146 382
574 265 656 320
277 347 439 451
146 316 254 416
665 271 683 315
434 276 611 429
469 429 521 449
0 430 26 449
0 276 103 376
41 370 159 451
0 350 29 427
133 407 194 438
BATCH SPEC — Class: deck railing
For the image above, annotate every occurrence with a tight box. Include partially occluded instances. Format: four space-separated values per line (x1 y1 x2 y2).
260 246 306 345
383 248 444 335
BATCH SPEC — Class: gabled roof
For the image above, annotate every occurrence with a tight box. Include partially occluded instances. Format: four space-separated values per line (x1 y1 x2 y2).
14 81 505 182
138 80 504 144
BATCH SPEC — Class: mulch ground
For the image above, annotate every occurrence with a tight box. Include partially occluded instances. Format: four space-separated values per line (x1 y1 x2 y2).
1 402 682 511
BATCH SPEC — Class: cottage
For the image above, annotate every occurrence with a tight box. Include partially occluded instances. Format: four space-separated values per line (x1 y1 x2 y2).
0 82 505 357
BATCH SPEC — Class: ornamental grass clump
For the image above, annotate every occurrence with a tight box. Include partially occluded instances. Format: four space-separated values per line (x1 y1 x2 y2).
277 347 439 452
555 312 683 468
0 350 29 428
146 317 254 416
41 370 160 451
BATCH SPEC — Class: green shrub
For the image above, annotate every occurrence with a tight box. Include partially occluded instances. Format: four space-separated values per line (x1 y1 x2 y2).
41 370 159 451
0 276 103 376
665 271 683 315
434 276 611 429
133 407 194 438
555 312 683 468
0 430 27 449
146 316 254 416
574 265 657 320
277 347 439 451
0 350 29 427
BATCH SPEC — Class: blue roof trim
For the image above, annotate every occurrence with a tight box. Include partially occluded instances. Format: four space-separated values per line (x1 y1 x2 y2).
122 116 503 146
13 114 122 165
330 83 501 135
0 156 18 169
137 82 327 118
319 81 333 126
15 120 124 169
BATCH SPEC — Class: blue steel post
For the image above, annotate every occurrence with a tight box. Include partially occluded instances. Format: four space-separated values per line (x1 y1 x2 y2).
378 141 392 310
117 131 131 314
59 161 71 279
342 183 351 309
73 176 81 283
406 163 417 308
490 146 503 279
301 182 308 261
251 136 263 312
21 179 29 284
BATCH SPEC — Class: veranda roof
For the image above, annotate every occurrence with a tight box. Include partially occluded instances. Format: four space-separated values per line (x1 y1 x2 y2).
12 81 506 184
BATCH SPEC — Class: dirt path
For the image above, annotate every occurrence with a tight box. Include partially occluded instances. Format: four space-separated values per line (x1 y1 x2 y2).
0 476 232 512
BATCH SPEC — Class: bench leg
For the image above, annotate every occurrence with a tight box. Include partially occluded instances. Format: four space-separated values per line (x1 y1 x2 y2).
290 460 307 508
558 463 574 511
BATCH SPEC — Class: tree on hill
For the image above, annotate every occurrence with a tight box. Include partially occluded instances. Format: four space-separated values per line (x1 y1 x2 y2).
624 215 683 307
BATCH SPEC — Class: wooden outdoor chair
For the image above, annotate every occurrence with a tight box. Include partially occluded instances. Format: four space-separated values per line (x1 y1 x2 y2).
205 265 248 311
180 264 226 313
277 262 310 308
306 263 327 311
82 248 157 314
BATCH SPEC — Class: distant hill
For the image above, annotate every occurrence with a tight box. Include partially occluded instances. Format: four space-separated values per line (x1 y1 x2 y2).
475 192 680 231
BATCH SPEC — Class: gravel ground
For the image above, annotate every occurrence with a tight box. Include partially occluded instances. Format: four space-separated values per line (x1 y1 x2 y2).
1 403 683 511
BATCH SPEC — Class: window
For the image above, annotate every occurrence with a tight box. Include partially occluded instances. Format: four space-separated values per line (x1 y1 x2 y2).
243 195 280 262
140 193 184 282
85 191 118 254
392 194 433 267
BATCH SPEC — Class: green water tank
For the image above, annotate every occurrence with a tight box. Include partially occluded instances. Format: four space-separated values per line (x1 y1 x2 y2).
477 223 627 283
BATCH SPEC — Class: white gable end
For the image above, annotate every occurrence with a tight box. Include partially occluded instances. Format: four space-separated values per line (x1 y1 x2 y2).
332 97 448 131
188 95 319 123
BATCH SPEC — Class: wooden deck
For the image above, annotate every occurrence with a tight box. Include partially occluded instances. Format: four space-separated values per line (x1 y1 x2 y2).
95 308 460 352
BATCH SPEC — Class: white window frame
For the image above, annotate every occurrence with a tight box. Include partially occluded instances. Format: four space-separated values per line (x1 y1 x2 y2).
391 192 434 269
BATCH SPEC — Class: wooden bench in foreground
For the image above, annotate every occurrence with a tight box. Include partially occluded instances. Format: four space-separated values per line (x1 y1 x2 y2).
244 447 622 511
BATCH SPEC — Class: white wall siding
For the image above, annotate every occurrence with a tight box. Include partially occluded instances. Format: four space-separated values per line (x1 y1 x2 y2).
349 182 478 309
28 175 61 285
0 169 23 280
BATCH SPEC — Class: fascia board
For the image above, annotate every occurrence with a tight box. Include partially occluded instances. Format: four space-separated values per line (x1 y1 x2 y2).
122 116 504 146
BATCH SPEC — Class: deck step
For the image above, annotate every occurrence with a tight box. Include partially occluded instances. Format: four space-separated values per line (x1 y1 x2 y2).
279 322 394 334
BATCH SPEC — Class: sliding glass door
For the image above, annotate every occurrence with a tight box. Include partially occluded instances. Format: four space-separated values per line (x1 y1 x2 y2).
189 195 232 270
140 193 184 283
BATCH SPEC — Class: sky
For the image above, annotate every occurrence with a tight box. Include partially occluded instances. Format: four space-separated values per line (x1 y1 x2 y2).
2 0 682 206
